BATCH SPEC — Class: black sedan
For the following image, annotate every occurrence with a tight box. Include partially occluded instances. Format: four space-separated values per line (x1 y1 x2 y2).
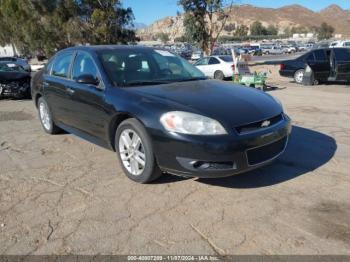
279 48 350 84
31 45 292 183
0 62 31 98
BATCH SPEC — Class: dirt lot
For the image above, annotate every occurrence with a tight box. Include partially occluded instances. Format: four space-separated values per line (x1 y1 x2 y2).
1 65 350 255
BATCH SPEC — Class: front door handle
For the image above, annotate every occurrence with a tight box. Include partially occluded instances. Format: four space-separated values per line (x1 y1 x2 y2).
66 87 75 94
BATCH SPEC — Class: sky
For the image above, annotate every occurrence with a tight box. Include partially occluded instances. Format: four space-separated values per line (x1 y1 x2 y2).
122 0 350 25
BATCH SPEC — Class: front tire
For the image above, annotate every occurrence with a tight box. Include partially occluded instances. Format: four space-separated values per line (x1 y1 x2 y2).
115 118 162 183
294 69 305 84
37 97 61 134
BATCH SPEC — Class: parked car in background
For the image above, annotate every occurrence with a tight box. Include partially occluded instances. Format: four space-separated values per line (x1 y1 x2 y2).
247 46 263 56
279 48 350 84
178 49 192 60
281 45 296 54
212 47 232 56
0 57 31 72
31 45 291 183
0 61 31 98
195 55 234 80
191 51 203 61
298 43 314 52
329 40 350 48
262 46 284 55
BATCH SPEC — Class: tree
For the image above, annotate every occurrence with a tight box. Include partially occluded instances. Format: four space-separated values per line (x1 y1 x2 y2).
0 0 138 56
250 21 278 36
155 33 170 43
317 22 334 40
290 25 309 35
234 25 248 37
179 0 234 55
250 21 267 36
266 25 278 36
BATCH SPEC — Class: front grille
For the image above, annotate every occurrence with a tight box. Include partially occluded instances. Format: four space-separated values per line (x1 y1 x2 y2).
236 114 283 134
246 136 287 166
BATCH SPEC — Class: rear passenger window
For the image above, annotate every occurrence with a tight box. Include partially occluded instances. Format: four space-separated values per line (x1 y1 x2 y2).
314 50 326 61
208 57 220 65
52 53 73 78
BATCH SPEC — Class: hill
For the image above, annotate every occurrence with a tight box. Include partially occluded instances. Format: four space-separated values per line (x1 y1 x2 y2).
137 4 350 40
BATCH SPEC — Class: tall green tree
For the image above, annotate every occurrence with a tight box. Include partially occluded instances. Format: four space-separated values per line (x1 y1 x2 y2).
250 21 266 36
317 22 334 40
0 0 137 56
234 25 248 37
179 0 234 55
266 25 278 36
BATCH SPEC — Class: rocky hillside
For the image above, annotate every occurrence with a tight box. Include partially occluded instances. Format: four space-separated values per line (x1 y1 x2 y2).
137 4 350 40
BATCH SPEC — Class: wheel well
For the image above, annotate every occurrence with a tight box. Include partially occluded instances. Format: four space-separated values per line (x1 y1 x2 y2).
108 113 134 151
35 93 42 108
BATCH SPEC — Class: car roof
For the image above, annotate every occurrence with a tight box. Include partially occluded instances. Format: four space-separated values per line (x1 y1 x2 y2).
62 45 155 54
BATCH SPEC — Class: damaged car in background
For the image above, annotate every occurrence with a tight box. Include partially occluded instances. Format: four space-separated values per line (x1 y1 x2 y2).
0 62 31 99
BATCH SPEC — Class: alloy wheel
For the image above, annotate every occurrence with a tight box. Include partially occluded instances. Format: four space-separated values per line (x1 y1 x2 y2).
39 101 51 131
295 70 304 84
119 129 146 176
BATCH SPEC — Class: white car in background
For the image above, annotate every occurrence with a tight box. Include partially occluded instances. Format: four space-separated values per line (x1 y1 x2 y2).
281 45 296 54
194 55 234 80
330 40 350 48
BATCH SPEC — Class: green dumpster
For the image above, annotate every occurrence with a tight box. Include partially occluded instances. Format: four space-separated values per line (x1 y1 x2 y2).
233 72 268 91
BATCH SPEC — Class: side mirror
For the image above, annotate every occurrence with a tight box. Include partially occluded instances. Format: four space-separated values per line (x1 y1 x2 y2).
76 74 99 86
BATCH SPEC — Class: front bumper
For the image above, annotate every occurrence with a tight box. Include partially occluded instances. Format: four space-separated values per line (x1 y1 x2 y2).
151 114 292 178
0 81 30 98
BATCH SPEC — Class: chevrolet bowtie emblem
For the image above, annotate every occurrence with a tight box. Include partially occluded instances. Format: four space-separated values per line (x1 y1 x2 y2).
261 120 271 128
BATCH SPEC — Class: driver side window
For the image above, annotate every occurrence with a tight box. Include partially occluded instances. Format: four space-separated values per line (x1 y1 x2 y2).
72 53 98 80
195 58 209 66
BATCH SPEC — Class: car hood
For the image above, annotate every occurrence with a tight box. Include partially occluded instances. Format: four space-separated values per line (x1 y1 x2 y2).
0 71 30 81
128 80 282 127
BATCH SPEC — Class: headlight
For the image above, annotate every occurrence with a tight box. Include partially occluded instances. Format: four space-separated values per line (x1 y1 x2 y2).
160 111 227 135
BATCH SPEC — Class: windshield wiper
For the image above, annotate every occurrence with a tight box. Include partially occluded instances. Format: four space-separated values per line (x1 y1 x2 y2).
122 80 170 87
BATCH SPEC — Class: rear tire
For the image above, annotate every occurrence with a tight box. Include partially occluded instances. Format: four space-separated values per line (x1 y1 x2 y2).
37 97 61 134
294 69 305 84
214 70 224 80
115 118 162 183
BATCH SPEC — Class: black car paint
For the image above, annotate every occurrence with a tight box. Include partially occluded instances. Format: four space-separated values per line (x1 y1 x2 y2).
279 48 350 83
0 64 31 98
32 45 291 178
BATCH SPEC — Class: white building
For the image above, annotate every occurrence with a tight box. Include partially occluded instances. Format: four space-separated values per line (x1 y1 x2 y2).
292 33 315 40
0 44 19 57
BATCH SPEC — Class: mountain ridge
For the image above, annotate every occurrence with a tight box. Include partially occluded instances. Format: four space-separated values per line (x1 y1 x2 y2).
137 4 350 40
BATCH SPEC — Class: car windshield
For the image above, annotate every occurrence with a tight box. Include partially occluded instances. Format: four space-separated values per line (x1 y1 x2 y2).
0 63 25 72
98 49 206 87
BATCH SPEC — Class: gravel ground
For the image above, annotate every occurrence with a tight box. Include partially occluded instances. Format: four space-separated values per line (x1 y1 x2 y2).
0 66 350 255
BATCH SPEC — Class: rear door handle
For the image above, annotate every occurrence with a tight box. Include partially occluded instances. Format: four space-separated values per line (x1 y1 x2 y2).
66 87 75 94
43 82 49 87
